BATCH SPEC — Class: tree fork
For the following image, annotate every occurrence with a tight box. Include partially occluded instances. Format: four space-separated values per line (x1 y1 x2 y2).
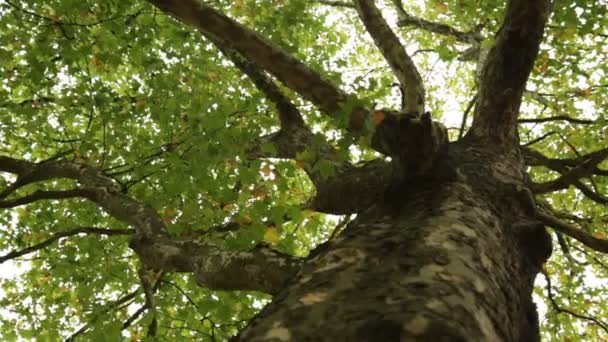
237 143 552 341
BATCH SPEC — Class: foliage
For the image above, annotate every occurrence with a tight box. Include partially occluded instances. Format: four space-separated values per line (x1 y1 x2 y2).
0 0 606 340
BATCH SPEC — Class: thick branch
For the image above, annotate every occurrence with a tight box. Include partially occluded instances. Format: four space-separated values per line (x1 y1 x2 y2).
1 155 301 294
309 159 392 214
354 0 424 114
469 0 552 145
130 236 301 294
250 130 393 214
146 0 366 127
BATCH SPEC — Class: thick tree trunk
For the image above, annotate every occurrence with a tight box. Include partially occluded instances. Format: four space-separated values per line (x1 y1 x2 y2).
237 141 552 341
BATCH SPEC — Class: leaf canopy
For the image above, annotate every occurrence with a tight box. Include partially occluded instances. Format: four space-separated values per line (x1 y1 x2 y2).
0 0 607 340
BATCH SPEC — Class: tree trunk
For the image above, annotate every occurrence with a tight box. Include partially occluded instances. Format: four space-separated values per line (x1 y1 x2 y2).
237 140 552 341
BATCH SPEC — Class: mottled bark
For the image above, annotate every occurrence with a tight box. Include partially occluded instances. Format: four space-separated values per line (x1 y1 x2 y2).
237 142 552 341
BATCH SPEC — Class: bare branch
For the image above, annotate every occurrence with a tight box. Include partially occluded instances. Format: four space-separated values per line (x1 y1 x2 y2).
0 155 79 199
354 0 424 114
0 227 134 264
136 267 162 337
121 304 148 331
571 180 608 205
320 0 483 45
469 0 552 145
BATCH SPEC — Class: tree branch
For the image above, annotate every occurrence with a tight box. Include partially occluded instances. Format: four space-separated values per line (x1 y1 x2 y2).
0 189 89 208
522 131 557 147
308 159 392 214
0 227 134 264
130 236 302 294
541 270 608 333
1 155 302 294
66 288 141 341
249 131 396 215
537 210 608 254
529 147 608 195
314 0 354 8
393 1 483 45
518 115 595 125
205 35 305 129
146 0 368 129
318 0 483 46
523 147 608 177
354 0 424 114
469 0 552 145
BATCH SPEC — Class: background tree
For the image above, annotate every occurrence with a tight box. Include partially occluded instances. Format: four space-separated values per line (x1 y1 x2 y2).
0 0 606 340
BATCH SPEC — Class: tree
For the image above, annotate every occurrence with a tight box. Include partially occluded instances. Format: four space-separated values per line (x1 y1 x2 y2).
0 0 606 340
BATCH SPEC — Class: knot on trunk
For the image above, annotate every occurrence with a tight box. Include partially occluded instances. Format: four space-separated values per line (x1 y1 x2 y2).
371 111 449 182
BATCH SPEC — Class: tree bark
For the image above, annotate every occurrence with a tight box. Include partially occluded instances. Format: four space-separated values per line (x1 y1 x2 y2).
236 141 552 341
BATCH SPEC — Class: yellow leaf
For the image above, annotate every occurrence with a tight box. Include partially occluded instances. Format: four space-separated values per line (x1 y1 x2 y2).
163 207 178 225
261 164 273 178
17 207 28 219
302 209 315 218
207 72 219 81
135 99 146 110
435 2 449 13
593 231 606 239
263 227 281 244
251 189 268 200
235 214 252 225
